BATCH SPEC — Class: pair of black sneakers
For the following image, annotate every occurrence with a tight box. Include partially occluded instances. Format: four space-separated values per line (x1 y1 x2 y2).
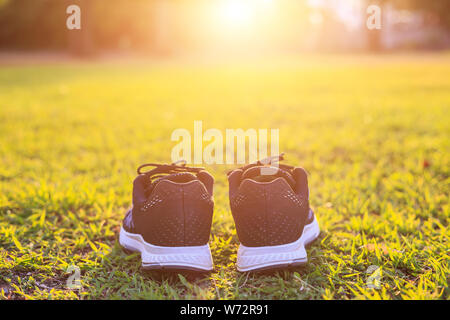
119 154 320 272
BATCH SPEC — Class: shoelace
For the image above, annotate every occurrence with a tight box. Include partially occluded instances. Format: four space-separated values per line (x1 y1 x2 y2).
232 153 294 173
137 160 204 184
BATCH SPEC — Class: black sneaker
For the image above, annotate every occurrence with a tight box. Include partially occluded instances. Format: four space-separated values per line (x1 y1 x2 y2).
228 154 320 272
119 161 214 271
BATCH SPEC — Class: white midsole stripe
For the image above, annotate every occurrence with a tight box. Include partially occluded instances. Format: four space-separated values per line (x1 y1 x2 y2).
119 227 213 270
237 215 320 271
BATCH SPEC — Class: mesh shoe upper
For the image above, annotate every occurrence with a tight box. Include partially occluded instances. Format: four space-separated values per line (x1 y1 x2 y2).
228 155 312 247
123 163 214 247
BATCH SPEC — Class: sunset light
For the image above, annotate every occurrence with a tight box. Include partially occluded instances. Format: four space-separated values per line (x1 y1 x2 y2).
220 0 253 26
0 0 449 303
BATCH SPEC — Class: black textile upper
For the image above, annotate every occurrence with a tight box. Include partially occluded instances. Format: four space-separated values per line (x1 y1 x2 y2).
123 162 214 247
228 154 312 247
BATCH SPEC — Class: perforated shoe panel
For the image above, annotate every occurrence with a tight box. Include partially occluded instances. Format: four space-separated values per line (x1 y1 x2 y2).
230 178 309 247
132 179 213 247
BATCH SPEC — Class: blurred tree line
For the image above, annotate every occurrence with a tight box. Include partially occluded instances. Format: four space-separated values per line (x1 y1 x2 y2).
0 0 449 55
366 0 450 51
399 0 450 28
0 0 160 55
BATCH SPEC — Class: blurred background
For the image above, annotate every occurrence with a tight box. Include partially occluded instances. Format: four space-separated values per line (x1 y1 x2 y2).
0 0 449 57
0 0 449 301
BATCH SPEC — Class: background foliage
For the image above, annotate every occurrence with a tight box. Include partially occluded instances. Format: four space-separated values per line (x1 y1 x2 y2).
0 0 449 52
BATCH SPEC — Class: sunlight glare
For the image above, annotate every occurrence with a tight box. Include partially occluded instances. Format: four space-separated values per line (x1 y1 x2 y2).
220 0 254 27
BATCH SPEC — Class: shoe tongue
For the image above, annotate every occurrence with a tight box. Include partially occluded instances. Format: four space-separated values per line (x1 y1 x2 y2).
143 172 198 198
241 165 295 188
159 172 197 184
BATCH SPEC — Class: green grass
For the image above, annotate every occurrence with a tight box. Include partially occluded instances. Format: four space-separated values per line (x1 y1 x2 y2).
0 54 449 300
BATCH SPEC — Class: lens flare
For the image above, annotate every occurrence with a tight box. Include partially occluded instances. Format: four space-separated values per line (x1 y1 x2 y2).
219 0 253 27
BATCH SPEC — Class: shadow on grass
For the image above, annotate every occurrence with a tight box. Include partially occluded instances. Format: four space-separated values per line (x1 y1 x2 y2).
112 241 212 284
85 232 324 299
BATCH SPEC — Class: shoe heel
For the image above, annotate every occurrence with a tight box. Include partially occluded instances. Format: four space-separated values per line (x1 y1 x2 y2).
120 227 213 272
237 238 307 272
237 216 320 272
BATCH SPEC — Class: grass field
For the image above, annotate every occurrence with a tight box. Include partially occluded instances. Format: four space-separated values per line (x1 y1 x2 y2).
0 53 449 300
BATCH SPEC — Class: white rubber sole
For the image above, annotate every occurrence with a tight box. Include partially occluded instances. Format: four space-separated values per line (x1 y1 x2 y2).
119 227 213 272
236 215 320 272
